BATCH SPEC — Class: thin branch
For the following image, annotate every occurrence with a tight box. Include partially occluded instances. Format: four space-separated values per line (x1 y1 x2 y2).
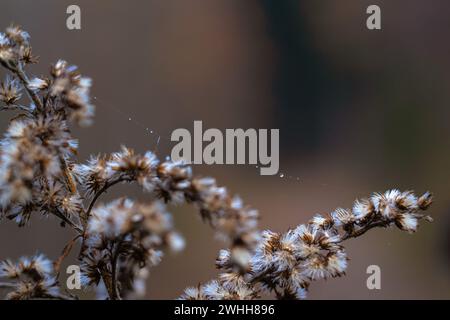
52 208 83 234
99 269 114 300
110 241 123 300
78 177 133 259
0 282 15 288
85 176 132 223
40 293 77 300
8 64 43 111
54 234 83 275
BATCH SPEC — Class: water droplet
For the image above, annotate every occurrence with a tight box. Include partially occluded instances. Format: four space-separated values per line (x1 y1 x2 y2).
280 173 284 178
128 117 132 121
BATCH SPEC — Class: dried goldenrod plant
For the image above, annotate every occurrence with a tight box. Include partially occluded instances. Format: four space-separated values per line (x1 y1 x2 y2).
0 26 433 300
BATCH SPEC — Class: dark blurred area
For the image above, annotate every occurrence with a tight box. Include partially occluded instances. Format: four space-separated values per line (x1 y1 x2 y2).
0 0 449 299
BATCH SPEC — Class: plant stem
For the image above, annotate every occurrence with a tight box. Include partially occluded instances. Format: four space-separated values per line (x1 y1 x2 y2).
78 178 131 260
85 176 132 224
341 221 389 241
52 208 83 234
54 234 83 275
9 64 43 111
110 241 123 300
41 293 77 300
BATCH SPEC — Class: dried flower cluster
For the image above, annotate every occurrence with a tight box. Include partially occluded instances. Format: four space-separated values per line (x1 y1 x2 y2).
0 254 67 300
81 198 185 299
180 190 433 299
0 25 433 300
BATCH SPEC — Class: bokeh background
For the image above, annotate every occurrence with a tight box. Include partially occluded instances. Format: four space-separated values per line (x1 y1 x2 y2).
0 0 449 299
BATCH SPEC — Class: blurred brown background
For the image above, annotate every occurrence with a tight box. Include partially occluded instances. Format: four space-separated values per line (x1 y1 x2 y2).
0 0 449 299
